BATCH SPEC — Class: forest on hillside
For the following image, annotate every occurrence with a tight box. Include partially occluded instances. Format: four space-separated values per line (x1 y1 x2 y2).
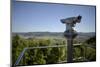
12 35 96 66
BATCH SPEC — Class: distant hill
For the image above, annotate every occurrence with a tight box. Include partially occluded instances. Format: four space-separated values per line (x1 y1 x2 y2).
76 32 96 42
12 32 95 41
12 32 63 38
85 36 96 47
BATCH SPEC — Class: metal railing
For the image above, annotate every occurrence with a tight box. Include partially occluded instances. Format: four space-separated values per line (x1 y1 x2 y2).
14 45 67 66
13 44 95 66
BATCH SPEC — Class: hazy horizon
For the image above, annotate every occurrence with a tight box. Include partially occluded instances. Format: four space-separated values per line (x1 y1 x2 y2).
12 31 96 33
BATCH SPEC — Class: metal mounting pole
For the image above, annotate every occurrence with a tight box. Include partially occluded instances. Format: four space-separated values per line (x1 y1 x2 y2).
67 37 73 63
60 15 82 63
64 28 76 63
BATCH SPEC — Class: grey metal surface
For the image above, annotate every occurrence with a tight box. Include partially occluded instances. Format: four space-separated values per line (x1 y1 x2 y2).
61 15 82 63
14 48 27 66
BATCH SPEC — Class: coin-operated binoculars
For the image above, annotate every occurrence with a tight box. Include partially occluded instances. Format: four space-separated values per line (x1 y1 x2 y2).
61 15 82 63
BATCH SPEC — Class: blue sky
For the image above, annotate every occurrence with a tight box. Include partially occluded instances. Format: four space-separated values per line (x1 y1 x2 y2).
12 1 96 32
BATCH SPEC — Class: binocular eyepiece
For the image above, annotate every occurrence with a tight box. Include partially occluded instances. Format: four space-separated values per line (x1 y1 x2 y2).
61 15 82 24
77 15 82 21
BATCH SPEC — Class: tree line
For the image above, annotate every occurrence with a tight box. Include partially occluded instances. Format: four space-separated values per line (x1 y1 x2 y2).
12 35 96 65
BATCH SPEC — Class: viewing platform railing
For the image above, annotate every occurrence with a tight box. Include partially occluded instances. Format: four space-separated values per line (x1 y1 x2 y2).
13 44 95 67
